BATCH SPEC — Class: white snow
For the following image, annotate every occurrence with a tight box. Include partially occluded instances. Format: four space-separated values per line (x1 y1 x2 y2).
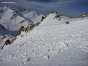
0 6 43 48
23 11 37 20
0 6 43 30
32 14 44 24
0 35 15 49
0 6 28 30
0 13 88 66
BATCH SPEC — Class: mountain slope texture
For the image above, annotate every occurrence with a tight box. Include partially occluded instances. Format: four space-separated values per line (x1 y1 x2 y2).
0 13 88 66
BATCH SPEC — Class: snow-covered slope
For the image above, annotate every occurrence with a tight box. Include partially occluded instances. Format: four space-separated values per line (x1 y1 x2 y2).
0 35 15 49
39 13 88 27
0 13 88 66
0 6 43 48
0 24 16 48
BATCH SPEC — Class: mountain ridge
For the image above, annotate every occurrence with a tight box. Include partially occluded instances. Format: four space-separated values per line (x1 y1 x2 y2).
0 11 88 66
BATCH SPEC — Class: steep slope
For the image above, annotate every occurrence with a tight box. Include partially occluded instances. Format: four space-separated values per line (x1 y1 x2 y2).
39 13 88 27
0 24 15 48
0 6 43 30
0 6 43 48
0 13 88 66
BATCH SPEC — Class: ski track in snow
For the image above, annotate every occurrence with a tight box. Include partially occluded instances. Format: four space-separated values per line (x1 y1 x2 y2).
0 13 88 66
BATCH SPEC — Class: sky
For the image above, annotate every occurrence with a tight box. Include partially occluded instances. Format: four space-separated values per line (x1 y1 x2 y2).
0 0 88 17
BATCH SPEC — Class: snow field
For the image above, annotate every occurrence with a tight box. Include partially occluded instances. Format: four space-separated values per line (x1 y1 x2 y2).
0 13 88 66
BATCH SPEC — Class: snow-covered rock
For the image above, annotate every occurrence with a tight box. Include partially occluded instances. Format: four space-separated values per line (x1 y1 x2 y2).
0 6 44 48
0 12 88 66
77 13 88 18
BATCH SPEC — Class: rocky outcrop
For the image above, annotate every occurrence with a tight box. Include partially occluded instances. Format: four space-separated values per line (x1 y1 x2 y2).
50 11 57 14
41 16 45 22
29 22 41 31
29 25 35 30
54 15 60 18
51 11 54 14
24 27 29 32
16 26 25 36
53 14 62 20
11 38 16 44
1 39 11 49
77 13 88 18
4 39 11 45
1 11 60 50
34 22 41 26
42 11 58 21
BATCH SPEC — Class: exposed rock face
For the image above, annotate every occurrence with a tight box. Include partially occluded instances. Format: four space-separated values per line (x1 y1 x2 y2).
16 22 42 37
16 26 25 36
15 21 42 37
4 40 11 45
50 11 57 14
56 12 57 14
1 39 11 49
1 11 59 50
10 26 26 46
29 25 35 30
11 38 16 44
54 15 60 18
45 13 49 18
51 11 54 14
29 22 41 31
42 11 56 21
41 16 45 22
77 13 88 18
25 27 29 32
35 22 40 26
53 14 62 19
43 11 58 20
1 21 43 50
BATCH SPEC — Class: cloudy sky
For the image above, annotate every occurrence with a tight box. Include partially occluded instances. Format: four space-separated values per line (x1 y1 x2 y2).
0 0 88 17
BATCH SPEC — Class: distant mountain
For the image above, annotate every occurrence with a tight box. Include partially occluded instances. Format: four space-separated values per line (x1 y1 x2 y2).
0 24 16 36
0 6 43 49
0 24 6 31
0 24 16 48
0 6 43 31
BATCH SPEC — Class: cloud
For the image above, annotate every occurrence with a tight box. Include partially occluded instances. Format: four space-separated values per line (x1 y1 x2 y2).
0 0 88 17
13 0 73 11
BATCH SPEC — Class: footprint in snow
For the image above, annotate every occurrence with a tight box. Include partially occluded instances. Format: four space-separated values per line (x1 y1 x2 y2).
44 55 50 60
25 57 31 62
0 58 2 62
18 58 31 66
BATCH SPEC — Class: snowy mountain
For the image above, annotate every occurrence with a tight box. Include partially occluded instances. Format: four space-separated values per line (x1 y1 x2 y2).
0 6 43 31
0 12 88 66
0 6 43 49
